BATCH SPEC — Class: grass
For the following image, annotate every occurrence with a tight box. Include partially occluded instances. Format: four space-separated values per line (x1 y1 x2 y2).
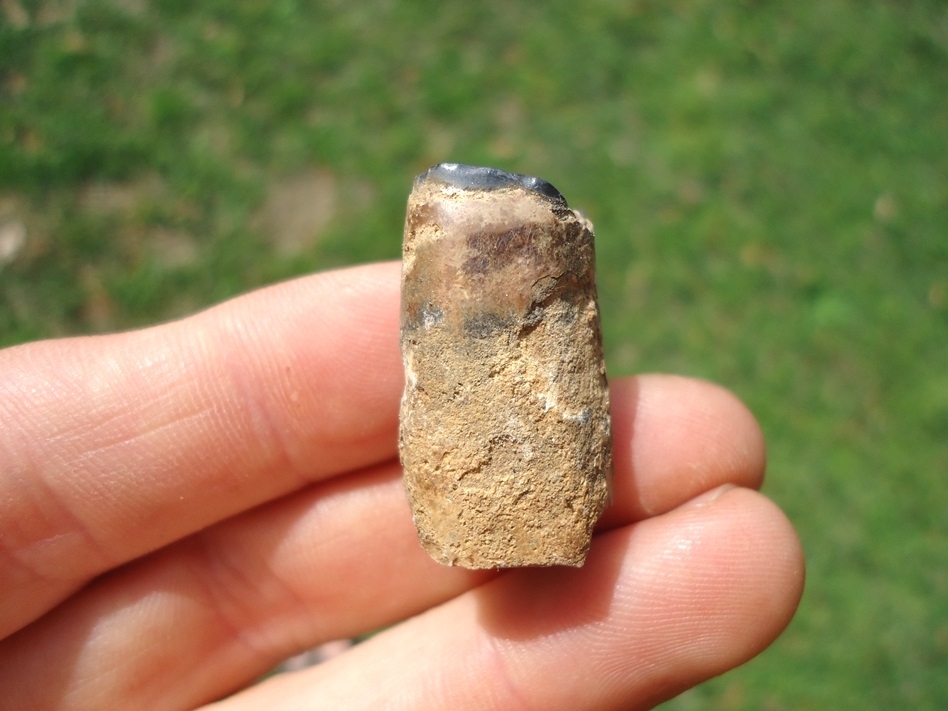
2 0 947 707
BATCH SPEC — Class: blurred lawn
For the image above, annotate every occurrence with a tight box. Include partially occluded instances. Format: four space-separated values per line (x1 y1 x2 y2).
2 0 947 707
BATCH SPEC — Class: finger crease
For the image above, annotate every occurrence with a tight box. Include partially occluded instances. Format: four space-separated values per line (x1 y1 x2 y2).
190 530 316 669
478 626 538 711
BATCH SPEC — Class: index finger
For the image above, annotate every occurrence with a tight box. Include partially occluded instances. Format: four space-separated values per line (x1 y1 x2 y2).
0 261 403 637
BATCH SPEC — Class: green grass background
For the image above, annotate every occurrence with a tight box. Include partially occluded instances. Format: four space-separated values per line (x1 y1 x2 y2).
2 0 946 707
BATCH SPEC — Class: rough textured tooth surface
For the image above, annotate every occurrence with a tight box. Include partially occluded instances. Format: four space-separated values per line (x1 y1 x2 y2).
399 163 612 569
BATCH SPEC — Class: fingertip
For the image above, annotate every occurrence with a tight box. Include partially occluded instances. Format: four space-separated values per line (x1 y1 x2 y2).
589 486 805 708
698 488 805 693
604 375 767 525
680 486 806 649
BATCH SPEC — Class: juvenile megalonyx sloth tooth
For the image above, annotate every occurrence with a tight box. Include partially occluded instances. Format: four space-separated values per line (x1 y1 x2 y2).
399 163 612 569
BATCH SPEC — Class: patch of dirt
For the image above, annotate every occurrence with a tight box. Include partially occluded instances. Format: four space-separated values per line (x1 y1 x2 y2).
78 174 165 215
253 169 340 257
0 219 26 267
0 193 47 266
77 175 202 270
148 227 199 269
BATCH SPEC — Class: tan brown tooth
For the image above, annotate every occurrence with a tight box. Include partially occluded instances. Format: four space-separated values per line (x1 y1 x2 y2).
399 163 612 569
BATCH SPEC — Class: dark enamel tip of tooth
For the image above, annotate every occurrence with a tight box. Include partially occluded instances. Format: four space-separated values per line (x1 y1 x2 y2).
417 163 568 207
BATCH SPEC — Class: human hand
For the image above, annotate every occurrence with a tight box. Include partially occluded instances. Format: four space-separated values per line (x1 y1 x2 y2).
0 261 804 710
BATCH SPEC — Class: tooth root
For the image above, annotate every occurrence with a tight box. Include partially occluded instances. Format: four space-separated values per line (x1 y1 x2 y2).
399 163 612 569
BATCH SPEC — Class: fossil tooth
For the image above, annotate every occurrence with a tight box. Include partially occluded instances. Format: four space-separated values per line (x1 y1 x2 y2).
399 163 612 569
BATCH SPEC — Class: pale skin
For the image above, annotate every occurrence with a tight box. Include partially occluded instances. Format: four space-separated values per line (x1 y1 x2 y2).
0 261 804 710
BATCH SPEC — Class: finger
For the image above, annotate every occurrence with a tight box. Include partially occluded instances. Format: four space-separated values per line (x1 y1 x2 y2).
209 487 805 711
0 463 486 710
600 374 766 527
0 374 769 709
0 261 402 637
